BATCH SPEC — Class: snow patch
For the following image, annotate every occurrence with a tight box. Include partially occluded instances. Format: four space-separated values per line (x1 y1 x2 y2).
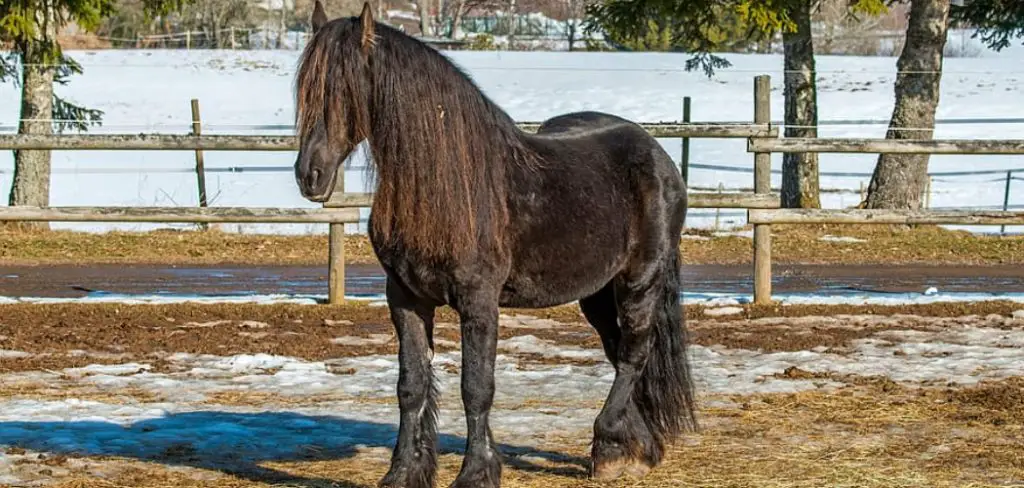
331 334 393 346
497 335 604 361
0 350 32 359
819 235 867 243
704 306 745 317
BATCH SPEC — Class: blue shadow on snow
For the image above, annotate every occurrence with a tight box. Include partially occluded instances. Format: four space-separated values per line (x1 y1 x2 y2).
0 410 588 487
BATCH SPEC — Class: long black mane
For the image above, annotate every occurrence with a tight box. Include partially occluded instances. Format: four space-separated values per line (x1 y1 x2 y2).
296 18 540 260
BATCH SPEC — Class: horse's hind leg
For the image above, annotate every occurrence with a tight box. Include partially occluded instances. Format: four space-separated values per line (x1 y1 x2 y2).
380 279 439 488
579 284 621 366
590 251 696 481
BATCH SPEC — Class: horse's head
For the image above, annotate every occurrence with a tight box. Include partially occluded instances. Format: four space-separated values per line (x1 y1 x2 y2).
293 0 376 202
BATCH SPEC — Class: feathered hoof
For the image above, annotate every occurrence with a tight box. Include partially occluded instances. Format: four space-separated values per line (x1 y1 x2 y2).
590 456 654 481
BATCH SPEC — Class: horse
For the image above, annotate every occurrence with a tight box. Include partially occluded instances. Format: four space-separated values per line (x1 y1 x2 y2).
292 2 697 487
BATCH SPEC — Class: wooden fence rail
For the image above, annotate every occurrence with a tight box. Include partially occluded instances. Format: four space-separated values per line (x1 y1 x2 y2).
0 123 776 152
0 206 360 223
325 192 782 209
750 138 1024 155
748 209 1024 226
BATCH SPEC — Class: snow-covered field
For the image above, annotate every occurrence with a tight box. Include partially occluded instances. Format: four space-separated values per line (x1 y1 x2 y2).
2 39 1024 236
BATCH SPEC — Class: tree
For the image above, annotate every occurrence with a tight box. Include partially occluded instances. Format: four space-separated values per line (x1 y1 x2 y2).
585 1 785 74
865 0 951 210
1 0 190 229
950 0 1024 51
782 1 821 208
586 0 885 209
782 0 886 209
419 0 433 35
547 0 596 50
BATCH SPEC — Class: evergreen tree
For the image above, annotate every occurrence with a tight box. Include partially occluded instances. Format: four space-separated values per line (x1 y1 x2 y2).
1 0 190 228
951 0 1024 51
585 0 886 208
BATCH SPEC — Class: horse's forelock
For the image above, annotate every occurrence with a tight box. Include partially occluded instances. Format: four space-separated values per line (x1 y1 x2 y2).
295 23 357 150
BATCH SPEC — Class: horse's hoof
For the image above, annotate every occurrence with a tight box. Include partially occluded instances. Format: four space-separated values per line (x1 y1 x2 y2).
624 459 653 478
379 465 434 488
591 458 627 481
591 457 653 481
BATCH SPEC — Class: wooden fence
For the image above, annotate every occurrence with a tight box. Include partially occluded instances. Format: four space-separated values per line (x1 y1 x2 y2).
3 74 1024 305
0 101 777 304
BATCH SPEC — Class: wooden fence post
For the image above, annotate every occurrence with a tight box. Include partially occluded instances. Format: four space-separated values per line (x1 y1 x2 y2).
925 176 933 209
682 96 691 182
752 75 773 305
1002 170 1013 235
327 177 346 305
714 182 724 230
190 99 209 231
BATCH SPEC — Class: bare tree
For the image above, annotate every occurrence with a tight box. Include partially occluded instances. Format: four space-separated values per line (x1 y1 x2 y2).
865 0 951 209
419 0 433 35
507 0 517 44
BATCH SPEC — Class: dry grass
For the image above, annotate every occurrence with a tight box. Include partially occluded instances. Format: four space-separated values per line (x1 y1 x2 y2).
33 379 1024 488
2 224 1022 266
0 380 164 404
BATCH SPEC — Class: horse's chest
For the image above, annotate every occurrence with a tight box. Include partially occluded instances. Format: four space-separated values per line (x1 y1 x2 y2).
374 251 452 305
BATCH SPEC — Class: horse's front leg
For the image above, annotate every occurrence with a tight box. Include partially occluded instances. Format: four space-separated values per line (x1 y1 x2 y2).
380 280 439 488
450 290 502 488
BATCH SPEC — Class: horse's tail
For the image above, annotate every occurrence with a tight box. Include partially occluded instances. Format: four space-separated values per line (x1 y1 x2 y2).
634 248 698 462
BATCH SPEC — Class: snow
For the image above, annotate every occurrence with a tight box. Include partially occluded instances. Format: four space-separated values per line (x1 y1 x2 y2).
497 335 605 361
331 334 393 346
704 306 745 316
0 350 32 359
1 303 1023 486
2 319 1023 464
2 46 1023 236
820 235 868 243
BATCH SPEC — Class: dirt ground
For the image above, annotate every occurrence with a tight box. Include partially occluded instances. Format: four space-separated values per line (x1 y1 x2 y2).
2 301 1024 373
1 302 1023 487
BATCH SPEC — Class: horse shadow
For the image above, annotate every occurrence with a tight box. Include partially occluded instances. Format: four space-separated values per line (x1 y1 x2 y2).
0 410 589 487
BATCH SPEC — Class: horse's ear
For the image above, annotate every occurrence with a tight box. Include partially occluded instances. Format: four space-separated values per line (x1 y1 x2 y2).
311 0 328 33
360 2 376 51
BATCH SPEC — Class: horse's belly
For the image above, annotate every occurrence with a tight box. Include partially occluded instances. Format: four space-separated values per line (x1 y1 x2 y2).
498 244 627 309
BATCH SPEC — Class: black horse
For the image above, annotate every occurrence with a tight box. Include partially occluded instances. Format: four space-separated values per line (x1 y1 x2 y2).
293 3 697 487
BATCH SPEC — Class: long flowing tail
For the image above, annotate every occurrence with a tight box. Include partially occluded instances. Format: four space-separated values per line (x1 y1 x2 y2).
633 249 698 460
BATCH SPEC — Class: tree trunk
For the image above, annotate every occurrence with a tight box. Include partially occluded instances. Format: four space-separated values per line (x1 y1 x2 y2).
419 0 432 36
567 19 577 51
781 1 820 209
865 0 950 210
8 9 57 231
450 0 466 39
507 0 517 46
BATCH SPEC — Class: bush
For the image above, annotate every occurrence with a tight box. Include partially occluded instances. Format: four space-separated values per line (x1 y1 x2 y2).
466 33 497 50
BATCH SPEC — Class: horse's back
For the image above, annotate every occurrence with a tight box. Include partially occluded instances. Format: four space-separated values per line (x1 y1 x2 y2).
534 111 634 135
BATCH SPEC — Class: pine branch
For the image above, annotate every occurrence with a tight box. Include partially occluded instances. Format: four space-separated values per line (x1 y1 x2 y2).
53 94 103 133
